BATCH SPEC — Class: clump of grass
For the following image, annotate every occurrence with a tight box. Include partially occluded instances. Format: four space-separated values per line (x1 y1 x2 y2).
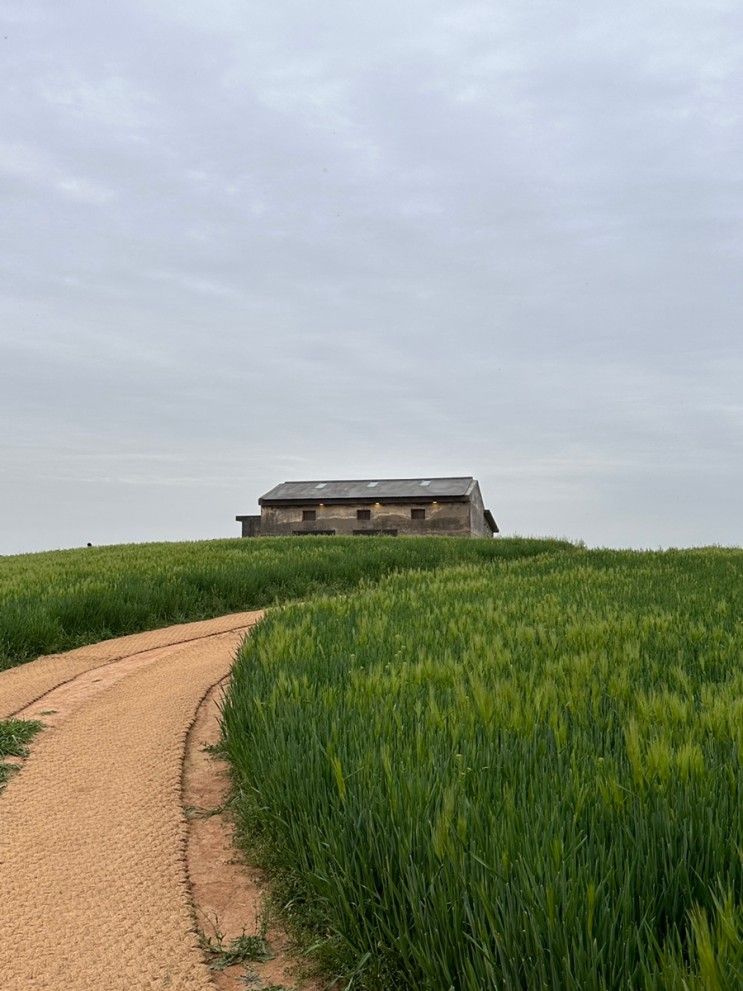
202 740 228 757
222 548 743 990
184 799 233 819
0 718 42 758
0 718 43 789
197 926 273 971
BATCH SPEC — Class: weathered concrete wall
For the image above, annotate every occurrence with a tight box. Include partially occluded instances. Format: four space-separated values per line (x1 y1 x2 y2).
468 483 494 538
259 501 473 537
236 515 261 537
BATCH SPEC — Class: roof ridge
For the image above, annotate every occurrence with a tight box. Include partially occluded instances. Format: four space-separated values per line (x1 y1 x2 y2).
277 476 473 484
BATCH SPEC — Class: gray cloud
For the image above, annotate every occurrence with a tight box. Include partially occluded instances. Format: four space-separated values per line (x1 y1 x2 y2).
2 1 742 553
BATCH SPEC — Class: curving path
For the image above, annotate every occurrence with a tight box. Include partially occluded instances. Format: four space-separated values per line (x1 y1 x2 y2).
0 613 262 991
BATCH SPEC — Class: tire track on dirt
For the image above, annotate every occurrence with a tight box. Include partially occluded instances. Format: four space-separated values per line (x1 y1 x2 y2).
0 613 260 719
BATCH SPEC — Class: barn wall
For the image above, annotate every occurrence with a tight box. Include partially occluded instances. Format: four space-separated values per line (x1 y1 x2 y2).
468 483 494 538
259 501 473 536
236 515 261 537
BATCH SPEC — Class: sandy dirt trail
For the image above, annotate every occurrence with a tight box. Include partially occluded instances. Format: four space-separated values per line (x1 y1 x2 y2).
0 613 265 991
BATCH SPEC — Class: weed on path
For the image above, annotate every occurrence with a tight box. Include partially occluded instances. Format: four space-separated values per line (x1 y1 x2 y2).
0 718 42 788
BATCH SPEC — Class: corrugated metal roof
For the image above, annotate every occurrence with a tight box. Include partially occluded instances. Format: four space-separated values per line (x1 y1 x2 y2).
259 477 476 503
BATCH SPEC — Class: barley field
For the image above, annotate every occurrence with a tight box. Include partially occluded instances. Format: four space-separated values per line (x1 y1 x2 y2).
0 536 568 670
222 548 743 989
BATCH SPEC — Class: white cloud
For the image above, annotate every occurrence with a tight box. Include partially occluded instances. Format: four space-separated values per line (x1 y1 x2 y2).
0 141 115 202
38 73 155 132
55 177 114 203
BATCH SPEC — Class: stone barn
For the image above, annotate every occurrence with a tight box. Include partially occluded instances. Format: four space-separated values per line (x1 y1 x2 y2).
236 476 498 538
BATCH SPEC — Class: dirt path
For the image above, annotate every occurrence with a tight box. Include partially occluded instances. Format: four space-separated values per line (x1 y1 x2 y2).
0 612 312 991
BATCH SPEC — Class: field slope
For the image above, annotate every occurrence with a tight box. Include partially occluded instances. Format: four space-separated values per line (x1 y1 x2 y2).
222 548 743 990
0 536 570 671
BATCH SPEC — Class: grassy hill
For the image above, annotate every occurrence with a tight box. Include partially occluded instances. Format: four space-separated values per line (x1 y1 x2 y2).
0 535 570 670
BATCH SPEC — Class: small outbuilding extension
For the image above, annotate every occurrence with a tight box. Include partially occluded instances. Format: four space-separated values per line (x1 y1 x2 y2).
236 476 498 538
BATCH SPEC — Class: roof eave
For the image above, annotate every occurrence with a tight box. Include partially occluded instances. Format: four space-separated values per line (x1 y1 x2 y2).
483 509 499 533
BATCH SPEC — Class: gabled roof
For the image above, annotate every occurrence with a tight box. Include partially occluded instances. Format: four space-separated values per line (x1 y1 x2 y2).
259 476 476 503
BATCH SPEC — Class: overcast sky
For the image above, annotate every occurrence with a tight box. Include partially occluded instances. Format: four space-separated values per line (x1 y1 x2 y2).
2 1 741 554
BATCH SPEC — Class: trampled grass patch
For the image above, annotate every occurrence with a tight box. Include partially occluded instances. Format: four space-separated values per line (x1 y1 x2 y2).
0 536 570 670
222 548 743 989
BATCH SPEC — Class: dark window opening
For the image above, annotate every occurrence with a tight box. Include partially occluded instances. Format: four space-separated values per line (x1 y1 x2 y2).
302 509 316 521
353 529 398 536
357 509 371 520
411 508 426 520
293 529 336 536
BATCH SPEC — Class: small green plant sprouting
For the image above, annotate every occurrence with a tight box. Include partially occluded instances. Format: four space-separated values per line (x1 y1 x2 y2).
184 801 231 820
241 975 292 991
202 740 228 757
197 919 273 971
